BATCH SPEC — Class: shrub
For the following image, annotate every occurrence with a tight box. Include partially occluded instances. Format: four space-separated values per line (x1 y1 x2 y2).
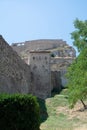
0 94 40 130
50 53 55 57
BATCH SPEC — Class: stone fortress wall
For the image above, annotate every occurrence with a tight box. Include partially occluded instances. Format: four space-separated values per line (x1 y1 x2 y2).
12 39 67 51
51 56 75 88
0 36 76 99
30 51 51 99
0 35 31 95
12 39 76 97
12 39 76 58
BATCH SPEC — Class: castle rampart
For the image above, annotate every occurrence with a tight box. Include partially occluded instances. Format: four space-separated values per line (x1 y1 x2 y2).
29 50 51 99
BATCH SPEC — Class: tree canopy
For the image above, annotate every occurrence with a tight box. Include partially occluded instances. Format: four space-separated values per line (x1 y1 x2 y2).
71 18 87 52
66 19 87 109
66 47 87 108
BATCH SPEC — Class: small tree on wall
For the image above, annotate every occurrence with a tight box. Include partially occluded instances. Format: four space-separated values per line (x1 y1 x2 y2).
66 19 87 109
50 53 55 57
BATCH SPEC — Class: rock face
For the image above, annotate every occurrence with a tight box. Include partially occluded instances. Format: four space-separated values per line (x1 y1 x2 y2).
0 35 30 94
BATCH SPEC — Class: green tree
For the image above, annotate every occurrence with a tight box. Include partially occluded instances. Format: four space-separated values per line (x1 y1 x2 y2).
66 48 87 109
71 18 87 52
66 19 87 109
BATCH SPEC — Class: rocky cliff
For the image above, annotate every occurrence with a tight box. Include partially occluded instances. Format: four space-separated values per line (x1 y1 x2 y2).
0 35 30 94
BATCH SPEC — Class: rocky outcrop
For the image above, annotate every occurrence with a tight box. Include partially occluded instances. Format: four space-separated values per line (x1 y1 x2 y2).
0 35 30 94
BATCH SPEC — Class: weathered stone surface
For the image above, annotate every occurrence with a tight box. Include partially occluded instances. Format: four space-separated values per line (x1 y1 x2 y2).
0 36 76 99
12 39 76 60
12 39 76 90
51 57 75 87
51 71 62 92
0 35 30 94
30 50 51 99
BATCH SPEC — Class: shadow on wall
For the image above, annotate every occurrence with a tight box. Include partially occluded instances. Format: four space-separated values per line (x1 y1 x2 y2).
51 71 62 94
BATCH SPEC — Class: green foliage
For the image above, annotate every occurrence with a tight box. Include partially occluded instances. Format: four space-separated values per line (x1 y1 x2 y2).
66 47 87 108
0 94 40 130
71 18 87 52
50 53 55 57
66 18 87 108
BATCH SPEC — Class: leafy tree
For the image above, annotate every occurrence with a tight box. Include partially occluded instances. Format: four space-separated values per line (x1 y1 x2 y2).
66 48 87 109
66 19 87 109
71 18 87 52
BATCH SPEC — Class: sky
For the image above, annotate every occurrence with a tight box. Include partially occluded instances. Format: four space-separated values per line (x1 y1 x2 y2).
0 0 87 50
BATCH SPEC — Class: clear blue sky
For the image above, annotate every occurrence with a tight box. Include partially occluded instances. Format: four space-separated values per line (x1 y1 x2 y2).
0 0 87 48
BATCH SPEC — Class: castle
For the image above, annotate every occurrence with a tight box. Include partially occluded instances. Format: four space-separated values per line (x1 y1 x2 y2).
0 36 76 99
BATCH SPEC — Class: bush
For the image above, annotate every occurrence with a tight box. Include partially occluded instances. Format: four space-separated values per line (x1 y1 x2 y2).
50 53 55 57
0 94 40 130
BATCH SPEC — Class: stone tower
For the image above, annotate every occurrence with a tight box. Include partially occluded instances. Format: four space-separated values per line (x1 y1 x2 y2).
30 50 51 99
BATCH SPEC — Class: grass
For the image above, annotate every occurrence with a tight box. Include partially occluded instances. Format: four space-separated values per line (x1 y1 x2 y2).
39 89 87 130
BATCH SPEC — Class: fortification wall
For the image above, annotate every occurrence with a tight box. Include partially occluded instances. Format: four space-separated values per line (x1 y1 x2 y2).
29 51 51 99
0 35 31 94
51 57 75 87
51 71 62 92
51 57 75 67
0 36 76 99
12 39 68 56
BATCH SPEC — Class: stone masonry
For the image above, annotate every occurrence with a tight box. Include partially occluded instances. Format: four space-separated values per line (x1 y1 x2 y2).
0 35 30 94
29 51 51 99
0 36 76 99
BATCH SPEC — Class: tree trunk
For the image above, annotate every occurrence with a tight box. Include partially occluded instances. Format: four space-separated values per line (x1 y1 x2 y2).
80 99 87 109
